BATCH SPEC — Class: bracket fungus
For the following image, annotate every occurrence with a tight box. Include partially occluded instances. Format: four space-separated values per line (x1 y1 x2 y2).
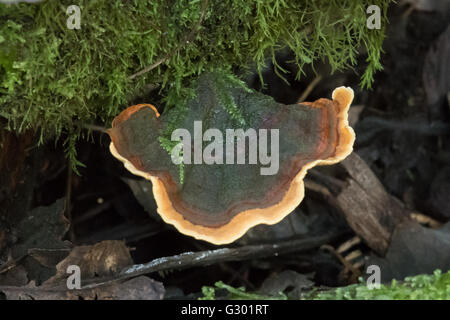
108 73 355 244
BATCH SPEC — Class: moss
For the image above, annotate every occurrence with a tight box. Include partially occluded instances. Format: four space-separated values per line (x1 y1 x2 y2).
200 281 288 300
199 270 450 300
309 270 450 300
0 0 391 166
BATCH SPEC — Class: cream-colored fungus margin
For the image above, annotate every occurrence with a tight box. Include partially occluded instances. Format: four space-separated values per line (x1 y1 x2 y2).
109 87 355 244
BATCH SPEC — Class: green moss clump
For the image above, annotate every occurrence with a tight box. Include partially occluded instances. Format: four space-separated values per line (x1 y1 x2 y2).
200 270 450 300
200 281 288 300
0 0 390 165
311 269 450 300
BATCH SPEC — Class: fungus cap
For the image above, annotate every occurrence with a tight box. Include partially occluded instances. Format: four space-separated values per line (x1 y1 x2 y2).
108 74 355 244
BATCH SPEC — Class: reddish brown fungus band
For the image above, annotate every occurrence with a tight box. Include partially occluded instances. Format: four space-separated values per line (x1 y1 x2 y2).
107 86 355 244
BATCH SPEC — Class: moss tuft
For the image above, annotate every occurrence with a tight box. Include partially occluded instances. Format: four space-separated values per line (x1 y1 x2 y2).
200 270 450 300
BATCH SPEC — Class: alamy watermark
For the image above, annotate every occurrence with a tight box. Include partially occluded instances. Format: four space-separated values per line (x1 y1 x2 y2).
66 264 81 289
367 5 381 30
61 4 380 31
170 121 280 175
366 264 381 289
66 5 81 30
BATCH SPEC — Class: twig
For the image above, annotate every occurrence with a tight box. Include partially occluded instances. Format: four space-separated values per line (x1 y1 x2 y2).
321 244 361 283
81 231 344 289
129 57 168 81
0 255 26 275
0 231 344 295
298 74 322 103
410 212 442 229
336 236 361 254
81 123 107 133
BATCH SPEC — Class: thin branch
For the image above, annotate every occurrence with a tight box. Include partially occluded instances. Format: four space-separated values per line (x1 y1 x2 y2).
129 57 168 81
298 74 322 103
0 231 344 295
81 123 107 133
81 231 344 289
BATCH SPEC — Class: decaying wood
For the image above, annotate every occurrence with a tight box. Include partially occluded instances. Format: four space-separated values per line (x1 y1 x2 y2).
337 153 411 255
307 153 412 256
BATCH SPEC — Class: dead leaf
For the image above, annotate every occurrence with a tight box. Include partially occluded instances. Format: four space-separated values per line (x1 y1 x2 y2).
0 241 164 300
28 248 72 268
259 270 314 298
11 199 71 259
44 240 133 285
97 276 164 300
0 276 164 300
2 199 72 284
